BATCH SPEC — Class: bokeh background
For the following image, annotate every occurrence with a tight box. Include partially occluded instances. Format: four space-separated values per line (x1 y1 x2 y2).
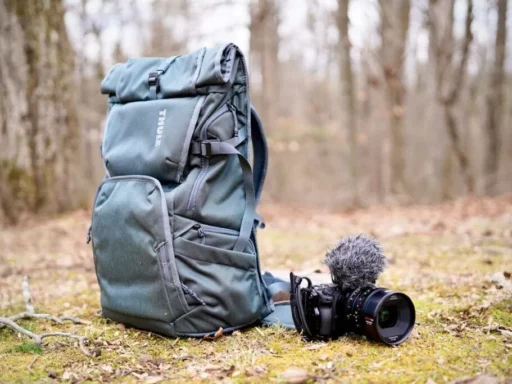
1 0 511 225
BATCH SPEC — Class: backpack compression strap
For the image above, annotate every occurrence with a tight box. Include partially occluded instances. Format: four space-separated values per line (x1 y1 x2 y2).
190 105 268 251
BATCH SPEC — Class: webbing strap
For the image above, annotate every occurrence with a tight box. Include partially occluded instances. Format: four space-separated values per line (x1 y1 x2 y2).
250 107 268 205
189 127 247 156
148 57 178 100
196 141 255 252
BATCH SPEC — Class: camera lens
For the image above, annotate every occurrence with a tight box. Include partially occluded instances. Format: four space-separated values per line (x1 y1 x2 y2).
343 286 415 346
378 305 398 328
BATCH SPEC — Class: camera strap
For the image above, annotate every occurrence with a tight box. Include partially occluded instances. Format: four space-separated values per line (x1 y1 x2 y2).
289 273 315 339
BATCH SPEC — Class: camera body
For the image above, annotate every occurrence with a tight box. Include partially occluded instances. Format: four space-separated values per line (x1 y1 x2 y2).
290 273 416 346
298 282 345 339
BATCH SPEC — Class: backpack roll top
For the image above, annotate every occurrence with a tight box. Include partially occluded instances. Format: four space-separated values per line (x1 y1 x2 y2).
91 44 273 338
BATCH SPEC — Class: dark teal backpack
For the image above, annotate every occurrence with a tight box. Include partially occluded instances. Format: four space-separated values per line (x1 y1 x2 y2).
89 43 292 337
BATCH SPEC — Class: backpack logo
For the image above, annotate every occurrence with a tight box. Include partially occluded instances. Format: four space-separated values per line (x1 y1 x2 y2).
155 109 167 147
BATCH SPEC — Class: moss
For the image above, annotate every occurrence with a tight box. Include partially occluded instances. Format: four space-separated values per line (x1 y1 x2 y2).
9 342 43 354
1 228 511 382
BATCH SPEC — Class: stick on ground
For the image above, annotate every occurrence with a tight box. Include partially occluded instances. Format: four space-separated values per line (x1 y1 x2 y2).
0 276 93 356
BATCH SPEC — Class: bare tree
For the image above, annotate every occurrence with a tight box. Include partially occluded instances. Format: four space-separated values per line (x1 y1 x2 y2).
249 0 280 132
144 0 190 57
1 0 80 223
428 0 475 194
485 0 508 195
337 0 360 206
0 0 29 224
378 0 411 200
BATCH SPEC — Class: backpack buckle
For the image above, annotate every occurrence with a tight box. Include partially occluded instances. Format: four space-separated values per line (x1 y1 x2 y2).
148 72 157 86
148 71 162 88
201 142 212 158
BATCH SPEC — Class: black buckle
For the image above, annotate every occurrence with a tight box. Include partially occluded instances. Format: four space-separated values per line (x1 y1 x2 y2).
201 142 212 158
148 71 160 87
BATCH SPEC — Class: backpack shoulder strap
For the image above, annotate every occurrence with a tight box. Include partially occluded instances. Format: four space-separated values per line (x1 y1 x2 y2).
250 106 268 206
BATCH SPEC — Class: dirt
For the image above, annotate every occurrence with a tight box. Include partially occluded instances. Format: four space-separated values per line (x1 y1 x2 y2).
0 196 511 383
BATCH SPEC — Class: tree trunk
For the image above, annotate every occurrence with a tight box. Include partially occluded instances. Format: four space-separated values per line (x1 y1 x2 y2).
2 0 80 220
378 0 410 200
249 0 279 132
337 0 359 207
428 0 475 195
484 0 507 195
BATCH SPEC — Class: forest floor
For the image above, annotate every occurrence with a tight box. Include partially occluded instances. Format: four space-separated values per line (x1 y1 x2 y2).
0 197 511 383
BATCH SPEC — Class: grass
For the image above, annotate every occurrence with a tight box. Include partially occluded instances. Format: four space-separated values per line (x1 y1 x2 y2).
0 199 511 383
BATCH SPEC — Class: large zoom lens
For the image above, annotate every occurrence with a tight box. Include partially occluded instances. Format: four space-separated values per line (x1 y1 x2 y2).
343 286 415 346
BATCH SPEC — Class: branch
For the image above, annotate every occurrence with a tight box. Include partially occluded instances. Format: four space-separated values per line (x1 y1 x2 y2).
22 276 34 314
0 276 94 357
443 0 474 105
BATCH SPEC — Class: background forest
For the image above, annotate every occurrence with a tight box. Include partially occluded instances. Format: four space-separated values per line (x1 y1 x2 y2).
1 1 512 382
0 0 510 224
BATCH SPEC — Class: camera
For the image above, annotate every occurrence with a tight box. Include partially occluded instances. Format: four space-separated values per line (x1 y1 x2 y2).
289 235 416 346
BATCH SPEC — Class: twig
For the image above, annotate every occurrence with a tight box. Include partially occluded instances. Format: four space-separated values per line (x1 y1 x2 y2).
0 316 40 340
39 333 91 356
28 355 38 371
0 276 93 357
22 276 34 314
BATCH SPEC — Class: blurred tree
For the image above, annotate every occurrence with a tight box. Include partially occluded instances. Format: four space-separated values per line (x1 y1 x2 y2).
378 0 410 200
144 0 190 56
485 0 508 195
0 0 29 224
1 0 80 223
249 0 280 132
428 0 474 195
337 0 360 207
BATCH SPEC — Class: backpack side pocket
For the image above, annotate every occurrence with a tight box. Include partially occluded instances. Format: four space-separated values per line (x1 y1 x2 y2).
91 175 189 336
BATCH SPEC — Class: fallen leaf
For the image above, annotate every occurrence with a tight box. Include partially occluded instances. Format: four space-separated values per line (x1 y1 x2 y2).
214 327 224 339
145 376 164 384
304 343 327 350
281 367 309 384
101 364 113 373
47 370 58 379
452 374 500 384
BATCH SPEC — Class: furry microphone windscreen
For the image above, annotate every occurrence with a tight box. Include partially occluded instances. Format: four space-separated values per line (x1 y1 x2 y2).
324 235 386 289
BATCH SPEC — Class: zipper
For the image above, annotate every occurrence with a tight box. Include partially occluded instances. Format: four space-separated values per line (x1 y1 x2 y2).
199 223 239 236
193 224 206 244
235 49 272 312
186 104 234 212
157 243 171 281
86 226 92 244
227 104 239 137
181 282 206 306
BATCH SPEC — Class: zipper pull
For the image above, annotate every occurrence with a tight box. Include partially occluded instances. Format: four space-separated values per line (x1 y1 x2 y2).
193 224 205 238
181 282 206 306
86 226 92 244
227 104 238 137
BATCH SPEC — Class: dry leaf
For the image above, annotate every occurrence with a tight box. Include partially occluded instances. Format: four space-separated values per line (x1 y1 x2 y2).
452 374 500 384
145 376 164 384
214 327 224 339
304 343 327 350
281 367 309 384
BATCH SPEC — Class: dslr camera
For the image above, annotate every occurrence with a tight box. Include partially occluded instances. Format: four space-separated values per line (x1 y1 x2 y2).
290 235 415 346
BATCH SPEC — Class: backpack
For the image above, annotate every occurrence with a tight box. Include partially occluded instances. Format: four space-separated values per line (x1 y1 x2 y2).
89 43 293 337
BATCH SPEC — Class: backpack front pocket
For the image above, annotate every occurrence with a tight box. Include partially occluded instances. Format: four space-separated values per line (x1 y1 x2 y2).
103 96 205 183
171 236 271 336
91 176 189 333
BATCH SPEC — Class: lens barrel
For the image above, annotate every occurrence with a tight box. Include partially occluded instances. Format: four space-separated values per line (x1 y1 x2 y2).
343 286 415 346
